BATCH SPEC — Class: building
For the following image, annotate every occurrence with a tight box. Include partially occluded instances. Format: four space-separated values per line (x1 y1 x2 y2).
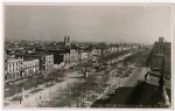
81 51 92 62
149 37 171 76
44 55 54 70
5 56 23 81
22 58 40 77
53 54 64 64
64 49 79 64
30 54 54 71
70 49 79 63
147 37 171 88
45 49 68 64
13 53 54 71
91 48 101 62
91 48 102 56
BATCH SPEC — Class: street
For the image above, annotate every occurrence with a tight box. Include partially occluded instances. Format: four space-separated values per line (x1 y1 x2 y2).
4 50 150 107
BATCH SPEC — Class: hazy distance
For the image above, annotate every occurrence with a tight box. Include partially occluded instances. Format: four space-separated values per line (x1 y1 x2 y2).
5 5 172 44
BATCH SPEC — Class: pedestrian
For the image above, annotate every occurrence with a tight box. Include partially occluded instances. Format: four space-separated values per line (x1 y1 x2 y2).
19 96 22 104
19 99 21 104
145 72 149 83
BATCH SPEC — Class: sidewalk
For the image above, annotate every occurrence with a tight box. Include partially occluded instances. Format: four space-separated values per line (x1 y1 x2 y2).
4 71 80 107
5 52 136 107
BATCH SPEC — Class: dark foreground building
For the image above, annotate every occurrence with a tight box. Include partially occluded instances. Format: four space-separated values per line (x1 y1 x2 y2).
147 37 171 89
148 37 171 78
91 37 171 107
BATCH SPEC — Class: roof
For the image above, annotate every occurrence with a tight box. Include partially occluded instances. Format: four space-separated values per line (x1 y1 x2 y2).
23 57 39 61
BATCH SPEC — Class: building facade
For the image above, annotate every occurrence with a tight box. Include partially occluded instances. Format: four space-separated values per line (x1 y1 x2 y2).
45 55 54 70
5 56 23 81
28 53 54 70
150 37 171 70
22 59 40 77
63 49 79 64
148 37 171 81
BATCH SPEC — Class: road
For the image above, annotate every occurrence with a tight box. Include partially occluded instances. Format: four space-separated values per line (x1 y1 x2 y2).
93 51 149 102
5 51 148 107
123 67 149 87
5 71 83 107
96 64 149 101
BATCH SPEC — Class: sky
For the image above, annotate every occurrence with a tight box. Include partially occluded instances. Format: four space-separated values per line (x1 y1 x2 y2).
5 5 172 44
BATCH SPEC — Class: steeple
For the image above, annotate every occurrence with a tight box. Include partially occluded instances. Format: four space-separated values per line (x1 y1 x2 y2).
64 35 71 48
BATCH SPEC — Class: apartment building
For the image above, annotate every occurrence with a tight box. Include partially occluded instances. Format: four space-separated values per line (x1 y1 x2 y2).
5 56 23 81
22 58 40 77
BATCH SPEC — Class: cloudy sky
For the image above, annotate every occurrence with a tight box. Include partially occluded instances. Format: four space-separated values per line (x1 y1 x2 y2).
5 5 172 44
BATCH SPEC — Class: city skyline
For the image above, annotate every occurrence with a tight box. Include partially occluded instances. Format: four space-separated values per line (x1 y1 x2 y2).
5 5 172 44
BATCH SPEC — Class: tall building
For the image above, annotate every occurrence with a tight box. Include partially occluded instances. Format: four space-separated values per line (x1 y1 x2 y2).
148 37 171 77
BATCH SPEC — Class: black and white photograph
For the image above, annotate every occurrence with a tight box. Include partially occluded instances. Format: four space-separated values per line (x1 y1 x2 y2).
2 3 174 109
